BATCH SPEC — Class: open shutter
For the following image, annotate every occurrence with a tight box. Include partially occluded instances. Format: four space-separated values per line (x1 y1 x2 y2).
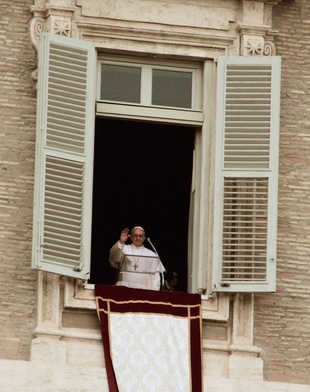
32 33 95 279
212 56 281 292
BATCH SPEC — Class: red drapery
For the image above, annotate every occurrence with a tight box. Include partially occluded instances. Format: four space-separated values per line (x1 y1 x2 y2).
95 285 203 392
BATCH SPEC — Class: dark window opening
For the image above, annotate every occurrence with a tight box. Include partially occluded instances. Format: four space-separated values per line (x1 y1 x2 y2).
90 118 195 292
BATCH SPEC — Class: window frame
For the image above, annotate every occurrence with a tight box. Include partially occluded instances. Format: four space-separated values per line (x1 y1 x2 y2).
96 56 204 126
97 56 203 109
32 33 281 295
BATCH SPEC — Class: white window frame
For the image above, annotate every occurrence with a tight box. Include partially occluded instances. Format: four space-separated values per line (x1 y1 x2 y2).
98 59 201 108
32 33 281 295
96 56 204 126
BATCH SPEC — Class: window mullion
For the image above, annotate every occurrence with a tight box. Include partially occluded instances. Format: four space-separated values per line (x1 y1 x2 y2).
140 65 152 105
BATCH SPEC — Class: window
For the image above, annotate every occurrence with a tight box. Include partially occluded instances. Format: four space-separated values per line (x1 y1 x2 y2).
90 118 195 292
152 68 192 108
100 64 141 103
95 58 202 292
96 58 203 126
32 32 281 293
99 60 197 109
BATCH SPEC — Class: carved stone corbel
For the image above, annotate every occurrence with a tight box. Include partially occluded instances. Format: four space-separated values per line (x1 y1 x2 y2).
29 11 47 81
263 31 277 56
29 3 77 80
29 16 46 54
237 24 276 56
44 4 76 38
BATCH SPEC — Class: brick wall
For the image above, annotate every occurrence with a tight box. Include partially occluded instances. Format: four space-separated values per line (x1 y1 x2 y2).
0 0 37 360
254 0 310 385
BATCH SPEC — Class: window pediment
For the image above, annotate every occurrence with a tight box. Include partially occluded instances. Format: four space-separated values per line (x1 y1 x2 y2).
76 0 235 30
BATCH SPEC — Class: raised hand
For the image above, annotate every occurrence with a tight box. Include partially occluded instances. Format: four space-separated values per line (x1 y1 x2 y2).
119 228 130 244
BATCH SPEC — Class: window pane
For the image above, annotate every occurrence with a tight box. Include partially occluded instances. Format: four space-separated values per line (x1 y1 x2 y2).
152 69 192 108
101 64 141 103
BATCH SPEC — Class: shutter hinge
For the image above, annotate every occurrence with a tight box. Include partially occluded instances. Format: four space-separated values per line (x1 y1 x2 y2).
74 266 82 272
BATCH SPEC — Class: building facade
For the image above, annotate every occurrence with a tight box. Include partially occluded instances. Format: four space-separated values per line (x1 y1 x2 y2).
0 0 310 391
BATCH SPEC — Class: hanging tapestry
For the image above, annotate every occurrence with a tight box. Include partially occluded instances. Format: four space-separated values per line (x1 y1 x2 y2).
95 285 203 392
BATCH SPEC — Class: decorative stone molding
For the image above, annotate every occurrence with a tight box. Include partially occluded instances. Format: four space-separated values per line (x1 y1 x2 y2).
263 31 277 56
236 0 281 57
44 5 76 37
244 36 264 56
78 21 235 59
237 24 276 56
64 278 96 310
34 272 62 336
29 4 76 50
29 16 46 53
29 4 77 81
265 0 283 4
51 17 71 36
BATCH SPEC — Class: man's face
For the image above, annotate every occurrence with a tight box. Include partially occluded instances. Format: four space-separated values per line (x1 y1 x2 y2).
130 228 145 247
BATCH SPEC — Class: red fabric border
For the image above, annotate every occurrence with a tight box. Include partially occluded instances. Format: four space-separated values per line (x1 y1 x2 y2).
95 285 203 392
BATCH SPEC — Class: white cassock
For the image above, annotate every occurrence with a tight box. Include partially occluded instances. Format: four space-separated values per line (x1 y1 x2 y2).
109 242 165 290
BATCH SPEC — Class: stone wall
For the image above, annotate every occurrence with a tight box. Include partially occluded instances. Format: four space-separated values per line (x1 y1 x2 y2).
254 0 310 385
0 0 37 360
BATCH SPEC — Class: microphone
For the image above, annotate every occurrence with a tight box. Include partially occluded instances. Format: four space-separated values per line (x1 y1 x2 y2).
146 237 159 256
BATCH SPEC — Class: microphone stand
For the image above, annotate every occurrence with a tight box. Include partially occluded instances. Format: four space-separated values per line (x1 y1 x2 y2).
146 237 159 256
147 237 165 290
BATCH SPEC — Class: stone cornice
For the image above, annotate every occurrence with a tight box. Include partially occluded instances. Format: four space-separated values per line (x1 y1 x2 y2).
29 0 282 66
265 0 283 4
78 20 236 59
30 4 76 17
243 0 283 4
236 24 271 36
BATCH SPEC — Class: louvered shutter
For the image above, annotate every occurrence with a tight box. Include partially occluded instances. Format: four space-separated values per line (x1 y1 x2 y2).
212 56 281 292
32 33 95 279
